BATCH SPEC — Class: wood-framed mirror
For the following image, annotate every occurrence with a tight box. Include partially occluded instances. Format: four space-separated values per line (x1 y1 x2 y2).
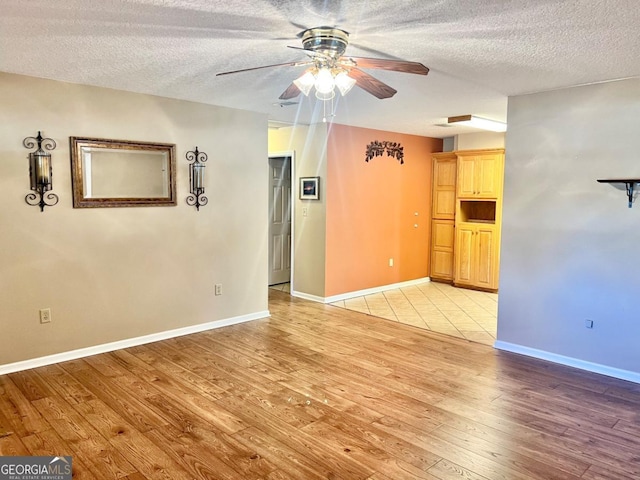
70 137 177 208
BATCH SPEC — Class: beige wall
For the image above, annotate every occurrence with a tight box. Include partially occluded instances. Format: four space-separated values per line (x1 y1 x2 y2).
0 72 268 366
268 124 328 297
498 78 640 378
456 132 505 150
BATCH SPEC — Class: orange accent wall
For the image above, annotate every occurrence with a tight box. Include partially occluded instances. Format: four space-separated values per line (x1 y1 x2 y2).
325 124 442 297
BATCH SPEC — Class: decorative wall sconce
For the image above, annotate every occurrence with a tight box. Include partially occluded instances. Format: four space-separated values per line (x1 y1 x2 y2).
365 140 404 164
23 131 59 212
185 146 208 210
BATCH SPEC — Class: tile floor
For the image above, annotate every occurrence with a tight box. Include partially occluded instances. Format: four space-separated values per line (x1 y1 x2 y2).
269 281 498 346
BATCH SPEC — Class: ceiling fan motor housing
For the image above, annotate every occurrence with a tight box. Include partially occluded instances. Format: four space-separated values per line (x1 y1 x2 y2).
300 27 349 58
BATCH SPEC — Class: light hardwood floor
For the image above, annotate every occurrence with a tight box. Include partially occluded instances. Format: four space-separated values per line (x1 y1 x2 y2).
1 290 639 479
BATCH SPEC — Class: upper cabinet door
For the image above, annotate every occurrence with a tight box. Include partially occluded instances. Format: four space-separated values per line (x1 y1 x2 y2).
432 154 457 219
456 156 477 198
456 150 504 199
434 158 457 189
476 153 501 197
433 189 456 218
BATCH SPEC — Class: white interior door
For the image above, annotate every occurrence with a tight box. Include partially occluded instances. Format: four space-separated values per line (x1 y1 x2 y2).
268 156 291 286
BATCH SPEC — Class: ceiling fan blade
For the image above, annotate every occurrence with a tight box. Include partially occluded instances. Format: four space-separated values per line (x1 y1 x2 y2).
348 68 397 99
216 60 311 77
279 83 301 100
286 45 333 60
343 56 429 75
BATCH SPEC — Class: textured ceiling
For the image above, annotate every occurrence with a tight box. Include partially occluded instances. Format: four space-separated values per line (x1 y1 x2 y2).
1 0 638 137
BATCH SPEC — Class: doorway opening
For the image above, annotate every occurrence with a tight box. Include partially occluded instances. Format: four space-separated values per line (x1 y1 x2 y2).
268 154 293 291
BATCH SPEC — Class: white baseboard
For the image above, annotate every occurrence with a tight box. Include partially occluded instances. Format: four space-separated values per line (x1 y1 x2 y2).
291 291 326 303
494 340 640 384
0 310 270 376
292 277 431 304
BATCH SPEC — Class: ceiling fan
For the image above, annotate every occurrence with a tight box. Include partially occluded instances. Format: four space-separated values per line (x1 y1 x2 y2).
216 26 429 101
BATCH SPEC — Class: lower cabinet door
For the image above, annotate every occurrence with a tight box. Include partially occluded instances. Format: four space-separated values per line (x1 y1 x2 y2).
475 227 496 289
454 225 474 285
431 220 455 280
454 223 497 289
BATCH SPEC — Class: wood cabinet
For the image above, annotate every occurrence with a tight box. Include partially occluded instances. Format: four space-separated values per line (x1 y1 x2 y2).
453 149 504 291
429 148 504 291
430 153 457 281
456 150 504 199
454 222 499 290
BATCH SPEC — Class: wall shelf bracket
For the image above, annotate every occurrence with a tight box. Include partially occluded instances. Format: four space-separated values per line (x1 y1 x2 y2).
597 179 640 208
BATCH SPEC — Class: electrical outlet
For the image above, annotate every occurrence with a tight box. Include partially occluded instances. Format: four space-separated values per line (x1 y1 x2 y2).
585 319 594 329
215 284 222 296
39 308 51 324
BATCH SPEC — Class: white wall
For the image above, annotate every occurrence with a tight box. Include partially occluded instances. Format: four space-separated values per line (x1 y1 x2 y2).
497 78 640 378
268 124 328 297
0 72 269 366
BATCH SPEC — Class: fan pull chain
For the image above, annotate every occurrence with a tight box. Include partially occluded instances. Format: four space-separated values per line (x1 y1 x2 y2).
323 97 328 122
322 95 335 123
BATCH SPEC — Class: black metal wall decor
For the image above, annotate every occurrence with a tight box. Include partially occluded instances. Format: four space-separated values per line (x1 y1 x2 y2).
597 178 640 208
365 140 404 165
23 131 59 212
186 146 208 211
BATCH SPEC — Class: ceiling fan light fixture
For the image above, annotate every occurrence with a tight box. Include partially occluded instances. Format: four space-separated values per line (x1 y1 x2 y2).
315 89 336 101
447 115 507 132
334 71 356 96
314 68 335 95
219 25 431 105
293 71 315 96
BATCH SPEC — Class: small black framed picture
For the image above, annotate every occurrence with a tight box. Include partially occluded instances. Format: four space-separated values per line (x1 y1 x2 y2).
300 176 320 200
